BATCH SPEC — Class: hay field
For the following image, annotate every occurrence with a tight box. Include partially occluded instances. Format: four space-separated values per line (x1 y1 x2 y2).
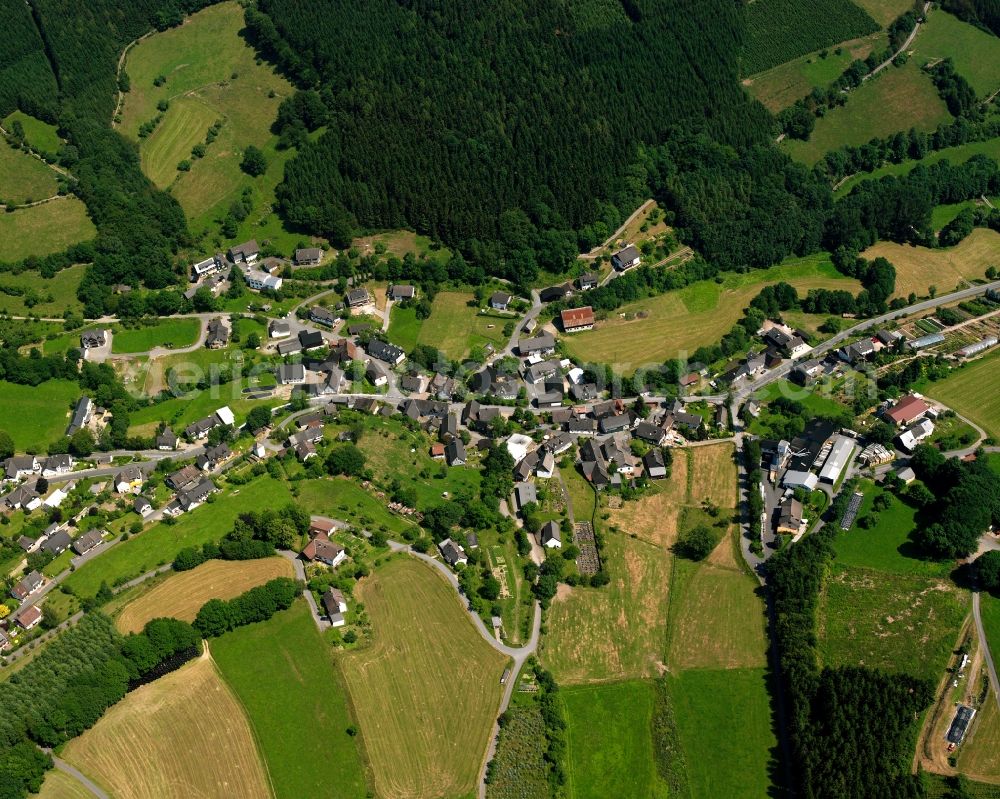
0 198 95 261
341 556 506 799
862 229 1000 299
926 347 1000 442
116 557 293 633
606 455 689 548
690 444 737 509
33 770 94 799
61 653 271 799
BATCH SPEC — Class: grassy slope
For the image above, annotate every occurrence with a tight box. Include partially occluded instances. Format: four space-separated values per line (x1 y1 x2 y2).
111 318 201 353
0 140 59 204
925 346 1000 441
0 263 85 317
911 10 1000 98
211 599 369 799
416 291 510 360
33 770 95 799
387 302 423 351
2 111 62 153
0 198 95 261
853 0 918 26
0 379 79 451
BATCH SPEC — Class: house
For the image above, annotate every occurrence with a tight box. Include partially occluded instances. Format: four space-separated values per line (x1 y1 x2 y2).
430 442 446 459
438 538 468 567
898 418 935 452
560 306 595 333
3 484 40 512
269 320 292 340
776 497 803 535
41 454 73 477
322 587 348 626
113 465 144 494
367 339 405 366
66 396 93 436
599 414 632 434
540 283 574 302
185 415 220 440
14 604 42 631
388 284 416 301
167 465 201 491
539 520 561 548
490 291 512 311
72 529 104 556
245 269 283 292
0 629 9 651
196 443 231 471
877 329 904 346
277 363 306 385
884 395 930 426
4 455 39 482
296 440 318 461
295 247 323 266
43 486 70 509
525 359 560 385
400 374 424 393
346 288 371 308
611 244 641 271
80 328 107 349
156 428 178 451
191 253 225 279
514 481 537 510
11 570 44 601
634 421 665 445
178 479 217 512
43 530 72 555
17 535 40 553
446 439 467 466
578 272 599 290
842 338 875 364
536 449 555 478
567 417 597 434
366 359 389 387
569 382 599 402
518 332 556 357
227 240 259 264
134 496 153 517
896 466 916 484
296 330 323 353
205 318 230 349
438 413 459 442
310 306 338 327
286 426 324 448
643 448 667 478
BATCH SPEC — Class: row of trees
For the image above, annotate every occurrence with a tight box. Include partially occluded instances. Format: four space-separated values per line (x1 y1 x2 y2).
194 577 302 637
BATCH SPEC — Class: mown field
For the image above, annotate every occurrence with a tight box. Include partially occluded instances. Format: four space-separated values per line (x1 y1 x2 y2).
33 770 94 799
0 139 59 205
416 291 510 360
862 228 1000 299
212 599 368 799
111 318 202 354
386 302 423 351
341 556 506 799
926 347 1000 442
911 9 1000 98
2 110 62 154
0 263 85 317
782 61 952 166
295 476 420 537
0 197 95 261
959 690 1000 781
61 654 272 799
0 379 78 451
561 255 859 372
115 557 293 633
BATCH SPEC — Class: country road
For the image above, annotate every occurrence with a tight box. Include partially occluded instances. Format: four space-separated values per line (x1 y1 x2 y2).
864 2 931 81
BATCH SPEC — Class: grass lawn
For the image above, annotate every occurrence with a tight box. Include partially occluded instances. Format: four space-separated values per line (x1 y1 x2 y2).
212 599 368 799
782 61 952 166
111 318 201 354
862 228 1000 299
416 291 511 360
62 654 271 799
818 564 968 682
387 302 423 351
0 379 79 451
0 263 85 317
911 9 1000 98
668 668 777 799
341 556 507 799
0 139 59 205
562 681 666 799
0 197 95 261
295 477 419 537
64 477 294 598
926 346 1000 441
931 201 978 231
560 254 859 372
2 111 62 154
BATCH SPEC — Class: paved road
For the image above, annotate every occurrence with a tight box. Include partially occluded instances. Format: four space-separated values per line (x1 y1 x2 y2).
865 2 931 81
50 757 110 799
973 591 1000 714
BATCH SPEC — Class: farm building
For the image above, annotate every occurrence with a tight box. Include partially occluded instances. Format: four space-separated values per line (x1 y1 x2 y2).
561 306 595 332
947 706 975 745
956 337 998 358
907 332 945 350
776 497 803 535
884 395 929 426
818 436 854 484
783 470 818 491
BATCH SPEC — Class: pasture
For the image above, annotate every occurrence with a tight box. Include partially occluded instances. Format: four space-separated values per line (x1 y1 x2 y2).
562 681 666 799
353 229 451 262
2 111 62 154
341 556 506 799
212 599 368 799
782 61 952 166
911 10 1000 98
0 379 79 451
111 318 202 354
926 346 1000 441
61 653 271 799
560 256 859 371
668 668 777 799
0 139 59 205
818 565 969 683
0 263 85 317
386 302 423 351
862 228 1000 299
416 291 510 360
116 557 293 633
0 198 95 261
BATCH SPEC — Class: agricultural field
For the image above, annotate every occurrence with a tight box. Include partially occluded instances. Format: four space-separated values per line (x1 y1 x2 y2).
0 263 85 317
741 0 879 75
0 139 59 205
341 556 507 799
560 255 859 371
115 557 293 633
212 599 368 799
416 291 511 360
562 681 667 799
61 653 271 799
781 61 952 166
0 197 95 261
33 770 94 799
386 302 423 351
111 318 202 354
0 379 79 451
862 228 1000 299
926 346 1000 441
911 10 1000 98
607 456 689 548
2 110 62 154
958 692 1000 781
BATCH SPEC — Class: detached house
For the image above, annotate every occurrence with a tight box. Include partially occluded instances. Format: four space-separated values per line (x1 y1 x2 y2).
205 318 230 349
346 288 371 308
156 429 178 451
302 536 346 568
310 306 338 327
438 538 468 567
3 455 39 482
66 397 93 436
113 466 144 494
388 284 416 301
322 587 348 626
11 570 44 601
643 448 667 478
611 244 641 271
227 240 259 264
80 328 107 349
41 455 73 477
490 291 512 311
367 339 405 366
560 306 595 333
295 247 323 266
72 529 104 556
539 520 561 548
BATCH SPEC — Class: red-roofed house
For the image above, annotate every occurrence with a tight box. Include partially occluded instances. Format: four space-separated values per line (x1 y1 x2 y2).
884 395 929 426
309 517 336 537
301 534 347 568
561 306 595 333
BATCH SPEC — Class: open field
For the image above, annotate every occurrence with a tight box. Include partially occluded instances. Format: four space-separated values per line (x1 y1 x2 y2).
0 379 78 451
862 229 1000 299
212 599 368 799
541 533 671 684
111 318 202 354
386 302 423 351
959 689 1000 781
352 229 451 262
782 61 952 166
561 255 859 371
669 668 777 799
2 111 62 154
341 556 506 799
0 198 95 261
0 263 85 317
607 461 688 548
33 770 95 799
0 140 59 205
911 10 1000 98
818 564 969 682
295 476 419 537
926 347 1000 441
416 291 510 360
65 477 294 598
116 557 293 633
562 681 666 799
689 443 737 509
854 0 917 25
61 653 271 799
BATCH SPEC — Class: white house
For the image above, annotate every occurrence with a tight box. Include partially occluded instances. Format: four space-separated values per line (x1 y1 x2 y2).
898 419 935 452
540 520 562 548
245 269 283 291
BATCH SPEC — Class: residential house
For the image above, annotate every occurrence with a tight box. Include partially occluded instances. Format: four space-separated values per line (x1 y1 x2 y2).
43 485 70 509
634 421 666 446
3 484 40 512
296 440 318 461
570 383 599 402
438 413 459 442
400 374 424 393
322 587 348 626
178 479 217 512
301 535 346 567
245 269 282 292
560 306 595 332
72 529 104 556
0 629 10 651
367 339 405 366
643 448 667 478
536 379 563 408
66 396 93 436
567 417 597 434
518 332 556 357
525 360 560 385
277 363 306 385
134 496 153 517
776 498 803 535
366 359 389 387
310 306 338 327
41 454 73 477
346 288 371 308
205 318 230 349
269 320 291 339
514 481 537 510
4 455 39 482
185 415 220 441
438 538 468 567
540 283 573 302
430 442 446 459
578 272 599 290
11 570 44 601
196 443 231 471
167 466 202 489
388 284 416 301
309 517 336 538
539 520 561 548
298 330 324 351
15 604 42 631
80 328 107 349
446 439 467 466
898 419 935 452
490 291 512 311
191 253 225 279
156 429 178 451
611 244 641 271
227 240 259 264
842 338 876 364
17 535 40 554
113 465 144 494
294 247 323 266
598 413 632 435
42 530 72 555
